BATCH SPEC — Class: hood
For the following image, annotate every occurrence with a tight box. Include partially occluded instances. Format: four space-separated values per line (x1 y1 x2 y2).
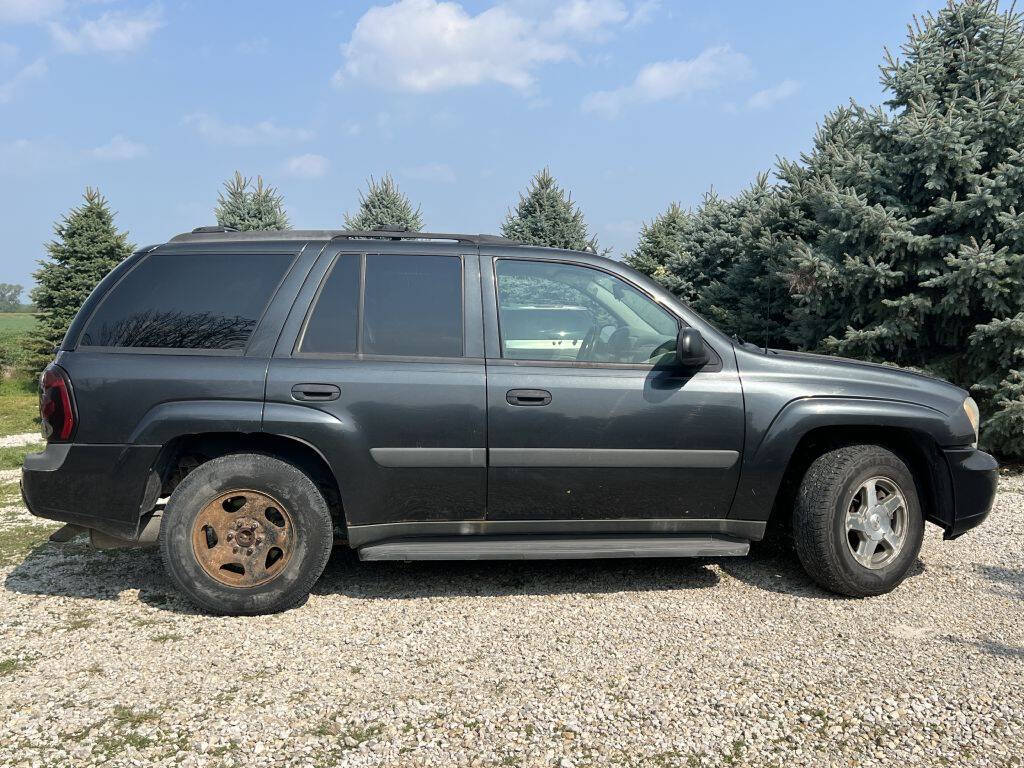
734 345 969 418
766 349 950 386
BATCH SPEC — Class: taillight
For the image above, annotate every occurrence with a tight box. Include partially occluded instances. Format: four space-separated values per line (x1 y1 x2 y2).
39 364 76 442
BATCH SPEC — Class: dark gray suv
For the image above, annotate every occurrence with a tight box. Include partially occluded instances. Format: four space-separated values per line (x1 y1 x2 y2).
22 229 998 615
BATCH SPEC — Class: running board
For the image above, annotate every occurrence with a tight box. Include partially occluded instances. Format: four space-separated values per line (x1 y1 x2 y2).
357 534 750 562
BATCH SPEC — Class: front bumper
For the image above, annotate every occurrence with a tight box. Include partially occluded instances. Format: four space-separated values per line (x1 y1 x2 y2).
942 447 999 539
21 442 161 540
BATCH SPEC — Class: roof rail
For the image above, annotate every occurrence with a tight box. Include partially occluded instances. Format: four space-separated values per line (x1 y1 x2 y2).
190 225 238 234
330 230 517 245
168 228 519 245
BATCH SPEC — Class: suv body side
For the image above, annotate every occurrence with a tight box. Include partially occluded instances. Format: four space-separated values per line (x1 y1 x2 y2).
22 235 997 550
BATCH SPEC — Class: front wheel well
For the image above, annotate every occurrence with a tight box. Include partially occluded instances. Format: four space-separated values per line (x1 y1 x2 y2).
153 432 345 527
769 426 952 537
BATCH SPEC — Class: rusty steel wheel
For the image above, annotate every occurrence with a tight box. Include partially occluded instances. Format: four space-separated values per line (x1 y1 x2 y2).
191 489 295 588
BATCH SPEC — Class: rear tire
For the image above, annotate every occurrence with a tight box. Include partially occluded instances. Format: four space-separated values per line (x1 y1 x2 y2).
159 453 333 615
793 444 923 597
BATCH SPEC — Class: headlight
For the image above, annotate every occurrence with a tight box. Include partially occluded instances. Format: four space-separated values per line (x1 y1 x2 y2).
963 397 980 445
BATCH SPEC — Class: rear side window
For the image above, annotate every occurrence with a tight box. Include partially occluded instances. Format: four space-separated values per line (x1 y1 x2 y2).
299 254 359 354
363 254 462 357
79 252 292 350
300 253 463 358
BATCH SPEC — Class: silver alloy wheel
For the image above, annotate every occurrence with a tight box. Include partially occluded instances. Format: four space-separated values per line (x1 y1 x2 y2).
844 476 908 570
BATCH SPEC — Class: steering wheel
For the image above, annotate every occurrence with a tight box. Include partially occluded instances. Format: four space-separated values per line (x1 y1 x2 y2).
576 324 600 361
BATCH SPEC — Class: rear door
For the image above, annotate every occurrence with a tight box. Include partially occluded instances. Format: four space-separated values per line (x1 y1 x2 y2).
482 254 744 523
265 242 487 527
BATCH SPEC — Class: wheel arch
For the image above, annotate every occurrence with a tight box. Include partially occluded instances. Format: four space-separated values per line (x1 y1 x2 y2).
152 431 345 533
732 397 957 533
764 424 954 536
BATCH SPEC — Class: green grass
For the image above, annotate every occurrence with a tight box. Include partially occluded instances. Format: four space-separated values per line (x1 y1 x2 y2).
0 313 36 333
0 313 36 373
0 442 45 471
0 377 38 437
0 520 56 565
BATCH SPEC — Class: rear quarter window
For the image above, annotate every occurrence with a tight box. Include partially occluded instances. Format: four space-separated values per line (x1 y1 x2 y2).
78 251 292 350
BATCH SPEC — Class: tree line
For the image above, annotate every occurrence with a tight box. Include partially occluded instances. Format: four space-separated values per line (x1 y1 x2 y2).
23 0 1024 459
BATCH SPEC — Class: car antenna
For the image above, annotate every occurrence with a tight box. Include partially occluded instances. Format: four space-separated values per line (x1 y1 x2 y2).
763 278 772 353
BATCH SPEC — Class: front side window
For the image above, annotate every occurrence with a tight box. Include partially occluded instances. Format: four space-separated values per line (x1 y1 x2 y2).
79 252 292 350
300 253 464 358
495 259 678 365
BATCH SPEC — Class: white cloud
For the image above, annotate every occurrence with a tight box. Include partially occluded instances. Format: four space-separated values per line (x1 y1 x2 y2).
548 0 627 39
284 153 329 179
92 134 147 160
183 112 314 146
0 56 45 104
334 0 631 93
746 78 800 110
582 46 752 117
404 162 456 183
50 5 163 53
625 0 660 27
0 0 64 24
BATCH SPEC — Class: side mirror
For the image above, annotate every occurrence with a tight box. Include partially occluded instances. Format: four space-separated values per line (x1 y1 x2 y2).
676 327 709 368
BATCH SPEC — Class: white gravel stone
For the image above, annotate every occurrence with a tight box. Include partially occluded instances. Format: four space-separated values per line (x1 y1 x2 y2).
0 433 41 448
0 476 1022 767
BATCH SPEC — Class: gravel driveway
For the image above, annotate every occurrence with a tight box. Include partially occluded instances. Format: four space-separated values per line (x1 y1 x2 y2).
1 474 1022 768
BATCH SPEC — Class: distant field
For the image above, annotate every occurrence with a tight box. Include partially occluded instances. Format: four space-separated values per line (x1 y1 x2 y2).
0 313 35 333
0 313 38 436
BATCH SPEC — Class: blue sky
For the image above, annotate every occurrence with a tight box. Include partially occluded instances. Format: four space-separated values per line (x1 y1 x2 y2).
0 0 942 292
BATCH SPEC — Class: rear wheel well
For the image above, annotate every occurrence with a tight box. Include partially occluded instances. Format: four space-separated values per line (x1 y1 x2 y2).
769 426 951 538
153 432 345 530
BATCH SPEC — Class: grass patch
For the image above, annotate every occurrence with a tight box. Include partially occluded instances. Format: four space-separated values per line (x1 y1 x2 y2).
111 705 160 726
0 313 36 334
0 657 23 676
0 377 38 438
0 313 36 378
0 442 45 472
151 633 183 643
0 483 23 507
0 521 56 565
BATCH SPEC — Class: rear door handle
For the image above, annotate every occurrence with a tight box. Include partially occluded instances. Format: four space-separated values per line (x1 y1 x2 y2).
291 383 341 402
506 389 552 406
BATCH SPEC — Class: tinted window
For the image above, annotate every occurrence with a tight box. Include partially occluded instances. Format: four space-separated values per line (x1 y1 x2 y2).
80 252 291 349
362 254 462 357
299 254 360 354
496 259 678 364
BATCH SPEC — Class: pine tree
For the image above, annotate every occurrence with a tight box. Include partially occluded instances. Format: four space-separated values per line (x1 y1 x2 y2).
343 174 424 231
29 188 133 373
214 172 290 231
634 0 1024 457
627 174 791 344
789 0 1024 454
501 168 599 252
626 202 689 287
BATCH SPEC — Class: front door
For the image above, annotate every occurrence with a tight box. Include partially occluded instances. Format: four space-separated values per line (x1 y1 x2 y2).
265 245 486 527
483 256 744 522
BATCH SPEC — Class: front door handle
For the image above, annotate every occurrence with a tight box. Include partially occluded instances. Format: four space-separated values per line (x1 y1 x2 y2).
506 389 552 406
291 383 341 402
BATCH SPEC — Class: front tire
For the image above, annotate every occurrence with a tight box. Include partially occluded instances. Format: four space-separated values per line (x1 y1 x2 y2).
159 453 333 615
793 444 924 597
